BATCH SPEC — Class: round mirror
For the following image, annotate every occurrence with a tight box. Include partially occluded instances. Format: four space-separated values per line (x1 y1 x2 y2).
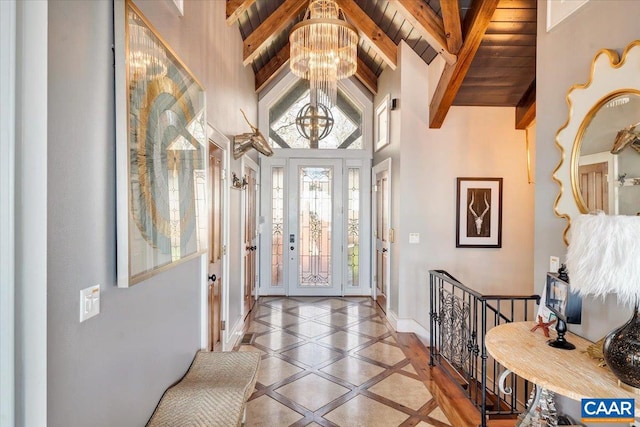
554 40 640 244
572 91 640 215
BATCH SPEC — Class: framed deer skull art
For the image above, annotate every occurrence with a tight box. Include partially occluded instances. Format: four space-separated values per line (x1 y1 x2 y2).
456 178 503 248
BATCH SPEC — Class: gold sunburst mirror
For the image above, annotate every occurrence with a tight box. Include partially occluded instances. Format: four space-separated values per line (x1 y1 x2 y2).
553 40 640 244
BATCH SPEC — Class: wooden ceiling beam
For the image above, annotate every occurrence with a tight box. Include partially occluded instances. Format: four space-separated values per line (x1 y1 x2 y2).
388 0 456 64
337 0 397 70
242 0 307 66
441 0 463 54
355 58 378 95
429 0 500 128
515 80 536 129
226 0 256 26
255 43 291 93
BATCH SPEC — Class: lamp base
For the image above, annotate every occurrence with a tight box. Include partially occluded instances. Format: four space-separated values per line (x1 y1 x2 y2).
547 338 576 350
546 319 575 350
604 304 640 389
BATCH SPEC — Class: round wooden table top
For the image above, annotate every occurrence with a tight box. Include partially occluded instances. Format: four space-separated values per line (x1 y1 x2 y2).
485 321 640 416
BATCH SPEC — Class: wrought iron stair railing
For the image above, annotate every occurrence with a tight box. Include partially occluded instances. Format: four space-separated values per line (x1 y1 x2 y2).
429 270 540 426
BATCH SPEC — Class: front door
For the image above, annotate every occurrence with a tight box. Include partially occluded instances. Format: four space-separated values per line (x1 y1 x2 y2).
288 158 343 296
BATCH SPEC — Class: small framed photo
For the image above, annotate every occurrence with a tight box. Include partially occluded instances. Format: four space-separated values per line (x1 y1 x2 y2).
374 94 390 151
169 0 184 16
456 178 503 248
546 0 588 32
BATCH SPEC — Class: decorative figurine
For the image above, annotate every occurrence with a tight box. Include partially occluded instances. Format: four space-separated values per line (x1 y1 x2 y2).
530 315 556 338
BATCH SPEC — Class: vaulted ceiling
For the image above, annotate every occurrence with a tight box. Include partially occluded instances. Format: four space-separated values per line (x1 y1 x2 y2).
226 0 536 129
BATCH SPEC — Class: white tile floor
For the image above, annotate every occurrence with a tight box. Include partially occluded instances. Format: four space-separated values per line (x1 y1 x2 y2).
237 297 453 427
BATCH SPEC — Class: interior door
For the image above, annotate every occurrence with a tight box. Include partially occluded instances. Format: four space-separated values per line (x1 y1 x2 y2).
243 164 258 315
288 158 343 296
373 161 391 313
208 142 224 350
579 161 609 213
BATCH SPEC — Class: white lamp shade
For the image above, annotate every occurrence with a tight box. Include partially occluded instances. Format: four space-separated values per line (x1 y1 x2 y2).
566 213 640 306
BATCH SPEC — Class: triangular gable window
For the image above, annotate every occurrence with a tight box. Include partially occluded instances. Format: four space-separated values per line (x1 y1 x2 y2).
268 80 363 150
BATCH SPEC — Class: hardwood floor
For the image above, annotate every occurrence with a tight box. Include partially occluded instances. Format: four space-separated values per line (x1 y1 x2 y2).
235 296 492 427
396 333 482 427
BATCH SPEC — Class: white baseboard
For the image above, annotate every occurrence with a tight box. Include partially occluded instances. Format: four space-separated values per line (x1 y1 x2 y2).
395 318 430 345
386 310 399 330
224 315 244 351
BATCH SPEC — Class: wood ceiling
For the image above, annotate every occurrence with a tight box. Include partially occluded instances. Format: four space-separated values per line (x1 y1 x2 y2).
227 0 536 129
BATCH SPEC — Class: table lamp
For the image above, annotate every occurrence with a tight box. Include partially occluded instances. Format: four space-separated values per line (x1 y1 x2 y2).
566 213 640 391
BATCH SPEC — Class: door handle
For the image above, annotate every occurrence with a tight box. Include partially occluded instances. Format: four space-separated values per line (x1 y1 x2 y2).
290 246 295 250
251 246 257 251
208 274 217 282
382 248 388 253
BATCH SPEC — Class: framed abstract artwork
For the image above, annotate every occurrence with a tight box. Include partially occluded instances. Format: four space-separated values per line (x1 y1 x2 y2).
114 0 207 287
456 178 503 248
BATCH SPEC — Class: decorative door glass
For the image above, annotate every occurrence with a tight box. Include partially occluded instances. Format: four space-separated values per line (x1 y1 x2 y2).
271 167 284 287
346 168 360 287
299 167 332 287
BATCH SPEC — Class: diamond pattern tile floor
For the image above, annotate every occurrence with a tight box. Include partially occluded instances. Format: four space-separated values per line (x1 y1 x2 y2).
237 297 453 427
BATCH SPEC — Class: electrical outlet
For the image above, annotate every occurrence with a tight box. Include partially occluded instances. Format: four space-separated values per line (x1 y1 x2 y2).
409 233 420 244
80 284 100 322
549 256 560 273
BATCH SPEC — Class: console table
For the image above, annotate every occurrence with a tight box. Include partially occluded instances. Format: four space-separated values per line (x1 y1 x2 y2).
485 321 640 417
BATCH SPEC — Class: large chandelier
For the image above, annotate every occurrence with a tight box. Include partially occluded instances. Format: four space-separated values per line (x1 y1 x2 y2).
289 0 358 108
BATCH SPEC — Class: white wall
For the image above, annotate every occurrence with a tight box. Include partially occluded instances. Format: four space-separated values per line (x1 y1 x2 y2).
15 2 48 425
374 42 535 338
47 1 256 426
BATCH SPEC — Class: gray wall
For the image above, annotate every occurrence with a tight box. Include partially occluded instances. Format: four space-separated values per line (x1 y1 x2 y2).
373 46 402 315
535 0 640 421
373 43 535 334
47 1 256 426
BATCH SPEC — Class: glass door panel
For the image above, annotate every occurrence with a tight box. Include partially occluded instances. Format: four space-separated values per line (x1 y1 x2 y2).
298 167 333 287
289 159 342 295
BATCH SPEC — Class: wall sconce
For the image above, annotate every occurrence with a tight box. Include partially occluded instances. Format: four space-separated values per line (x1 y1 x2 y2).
231 172 248 190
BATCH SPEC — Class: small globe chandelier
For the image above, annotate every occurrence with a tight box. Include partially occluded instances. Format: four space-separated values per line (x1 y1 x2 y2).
289 0 358 108
295 103 334 148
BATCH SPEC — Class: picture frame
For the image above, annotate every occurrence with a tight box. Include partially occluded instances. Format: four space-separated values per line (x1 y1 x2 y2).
168 0 184 16
114 0 207 287
456 178 503 248
546 0 589 32
374 94 390 151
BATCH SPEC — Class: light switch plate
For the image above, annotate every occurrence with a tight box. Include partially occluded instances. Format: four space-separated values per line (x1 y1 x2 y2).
549 256 560 273
80 284 100 322
409 233 420 244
